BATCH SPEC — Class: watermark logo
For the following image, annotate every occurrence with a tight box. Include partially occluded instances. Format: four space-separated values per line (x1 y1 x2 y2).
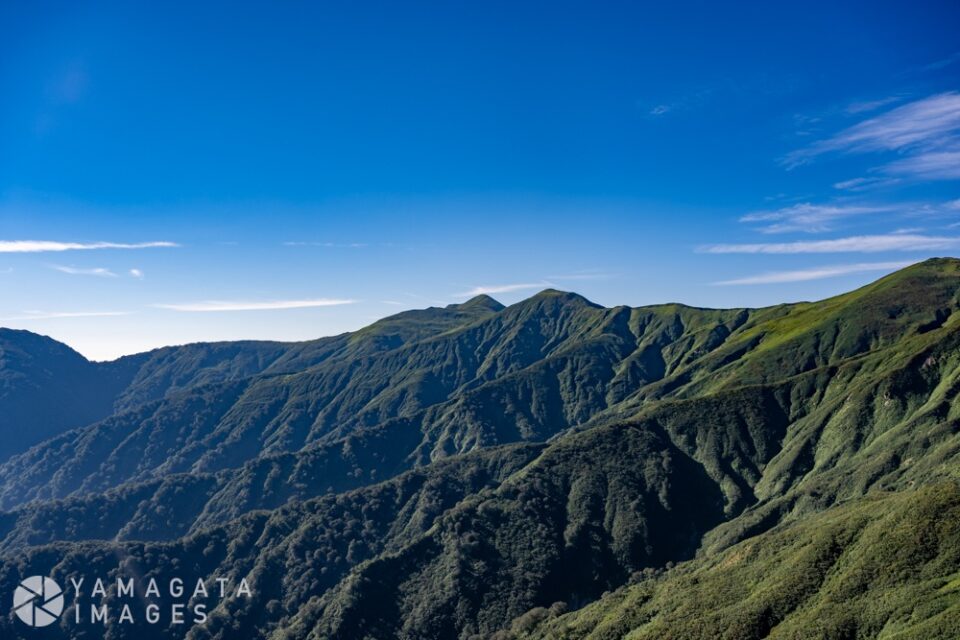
9 574 251 629
13 576 64 628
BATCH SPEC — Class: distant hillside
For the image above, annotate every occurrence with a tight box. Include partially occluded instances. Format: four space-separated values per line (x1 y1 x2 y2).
0 296 504 464
0 328 138 461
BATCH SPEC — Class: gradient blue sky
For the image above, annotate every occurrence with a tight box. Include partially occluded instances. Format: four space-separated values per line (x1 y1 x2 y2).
2 1 959 359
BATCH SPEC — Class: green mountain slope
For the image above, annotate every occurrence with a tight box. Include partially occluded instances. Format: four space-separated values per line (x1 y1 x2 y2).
0 296 502 467
0 289 747 508
517 482 960 640
0 444 544 639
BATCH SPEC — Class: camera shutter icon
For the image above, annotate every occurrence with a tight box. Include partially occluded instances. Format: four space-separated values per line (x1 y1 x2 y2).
13 576 64 627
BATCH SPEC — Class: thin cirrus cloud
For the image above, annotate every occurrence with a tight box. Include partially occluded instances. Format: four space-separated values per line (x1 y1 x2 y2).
922 51 960 72
546 270 614 281
714 260 917 285
740 203 891 234
844 96 902 114
882 150 960 180
154 298 357 312
699 233 959 254
457 282 551 297
0 240 178 253
832 176 901 191
0 310 132 321
51 265 117 277
783 92 960 172
283 241 369 248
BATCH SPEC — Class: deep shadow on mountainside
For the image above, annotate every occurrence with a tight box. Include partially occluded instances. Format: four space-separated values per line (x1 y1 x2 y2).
0 258 959 638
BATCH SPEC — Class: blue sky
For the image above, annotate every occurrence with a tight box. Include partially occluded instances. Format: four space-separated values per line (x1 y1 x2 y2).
1 1 959 359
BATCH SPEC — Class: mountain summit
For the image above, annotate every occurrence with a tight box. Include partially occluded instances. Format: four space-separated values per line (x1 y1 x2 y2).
456 294 506 312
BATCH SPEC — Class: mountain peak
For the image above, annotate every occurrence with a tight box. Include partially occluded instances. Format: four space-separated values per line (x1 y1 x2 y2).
908 256 960 273
529 288 601 307
850 255 960 298
454 294 505 312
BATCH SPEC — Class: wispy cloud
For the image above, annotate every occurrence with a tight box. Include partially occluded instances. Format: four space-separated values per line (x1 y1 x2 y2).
882 149 960 180
0 241 177 253
546 270 613 281
845 96 902 114
699 233 958 254
457 282 551 297
649 104 671 116
890 227 925 234
833 176 901 191
51 265 117 277
784 92 960 169
0 310 132 321
283 241 368 248
129 268 144 279
714 260 916 285
154 298 356 312
922 51 960 72
740 203 891 234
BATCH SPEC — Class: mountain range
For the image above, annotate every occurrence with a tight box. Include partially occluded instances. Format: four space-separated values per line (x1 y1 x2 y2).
1 258 959 639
